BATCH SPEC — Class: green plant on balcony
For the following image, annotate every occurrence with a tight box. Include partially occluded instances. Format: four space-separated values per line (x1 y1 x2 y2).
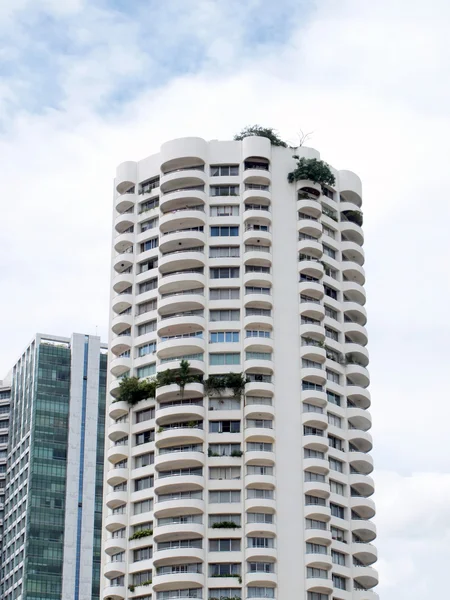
208 596 242 600
187 420 197 428
288 157 335 189
211 574 242 583
116 376 156 406
342 209 363 227
204 373 249 397
208 447 220 457
129 528 153 540
211 520 241 529
157 426 164 433
234 125 287 147
141 580 152 586
230 449 243 457
156 360 202 394
128 584 135 592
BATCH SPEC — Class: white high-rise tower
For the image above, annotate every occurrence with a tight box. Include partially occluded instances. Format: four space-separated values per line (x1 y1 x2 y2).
102 135 378 600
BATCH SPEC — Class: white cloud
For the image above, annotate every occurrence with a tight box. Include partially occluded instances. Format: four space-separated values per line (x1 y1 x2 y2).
1 1 450 597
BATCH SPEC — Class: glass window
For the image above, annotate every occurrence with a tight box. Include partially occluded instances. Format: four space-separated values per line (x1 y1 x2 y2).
330 503 345 518
210 246 240 258
210 267 240 279
210 165 239 177
210 309 240 321
210 185 240 196
210 287 240 300
210 331 240 343
209 490 241 503
141 237 159 252
210 205 239 216
209 421 240 433
210 226 239 236
331 550 346 566
209 538 241 551
330 480 345 495
306 543 327 555
209 353 241 366
137 363 156 378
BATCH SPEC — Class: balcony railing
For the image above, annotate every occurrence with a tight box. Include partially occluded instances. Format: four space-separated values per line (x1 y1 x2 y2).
161 246 204 256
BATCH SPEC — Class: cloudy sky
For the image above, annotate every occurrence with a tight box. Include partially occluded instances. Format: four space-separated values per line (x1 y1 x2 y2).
1 0 450 596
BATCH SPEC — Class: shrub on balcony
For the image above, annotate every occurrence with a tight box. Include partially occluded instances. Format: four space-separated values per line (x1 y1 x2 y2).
211 521 241 529
342 209 363 227
129 528 153 540
116 376 156 406
288 157 335 188
208 448 220 457
234 125 287 147
230 449 243 457
156 360 202 393
204 373 249 397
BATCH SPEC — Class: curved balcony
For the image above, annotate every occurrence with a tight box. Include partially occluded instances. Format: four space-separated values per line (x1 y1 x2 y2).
111 312 133 335
352 541 378 565
154 473 205 496
342 261 365 286
159 208 206 234
156 314 206 338
109 378 120 399
244 290 273 309
157 359 205 377
304 527 332 545
157 337 206 362
353 592 379 600
244 270 273 288
342 240 365 266
113 246 134 270
348 407 372 432
110 356 131 377
353 565 379 589
301 388 327 407
304 503 331 524
350 474 375 498
105 490 128 510
302 411 328 429
155 426 205 448
300 344 326 364
298 237 322 258
339 170 362 206
104 536 127 555
159 230 206 254
160 168 207 192
244 425 275 445
299 259 324 280
347 386 371 410
110 334 132 357
155 450 205 472
243 227 272 245
351 496 376 519
340 219 364 246
244 254 272 272
243 188 271 204
305 577 333 594
243 314 274 332
348 429 373 453
105 512 128 533
156 402 204 424
245 449 275 466
351 518 377 542
106 467 129 488
346 364 370 388
244 335 274 355
153 521 204 543
298 281 324 301
107 444 128 465
343 322 368 346
158 293 205 316
245 497 276 513
348 451 374 475
245 546 277 562
102 584 126 600
243 166 271 187
159 189 207 213
342 280 366 305
245 472 276 489
152 571 204 591
159 270 206 295
244 380 274 397
112 293 133 315
302 456 329 475
301 367 326 386
245 571 277 587
156 381 204 402
305 552 332 570
115 193 136 216
115 210 135 233
302 433 328 454
114 231 134 253
243 208 271 227
109 400 129 421
300 302 325 323
152 545 204 565
108 419 129 440
343 303 367 326
298 218 322 238
159 248 205 275
297 198 322 219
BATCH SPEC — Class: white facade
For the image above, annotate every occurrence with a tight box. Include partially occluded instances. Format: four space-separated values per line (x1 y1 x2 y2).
102 136 378 600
